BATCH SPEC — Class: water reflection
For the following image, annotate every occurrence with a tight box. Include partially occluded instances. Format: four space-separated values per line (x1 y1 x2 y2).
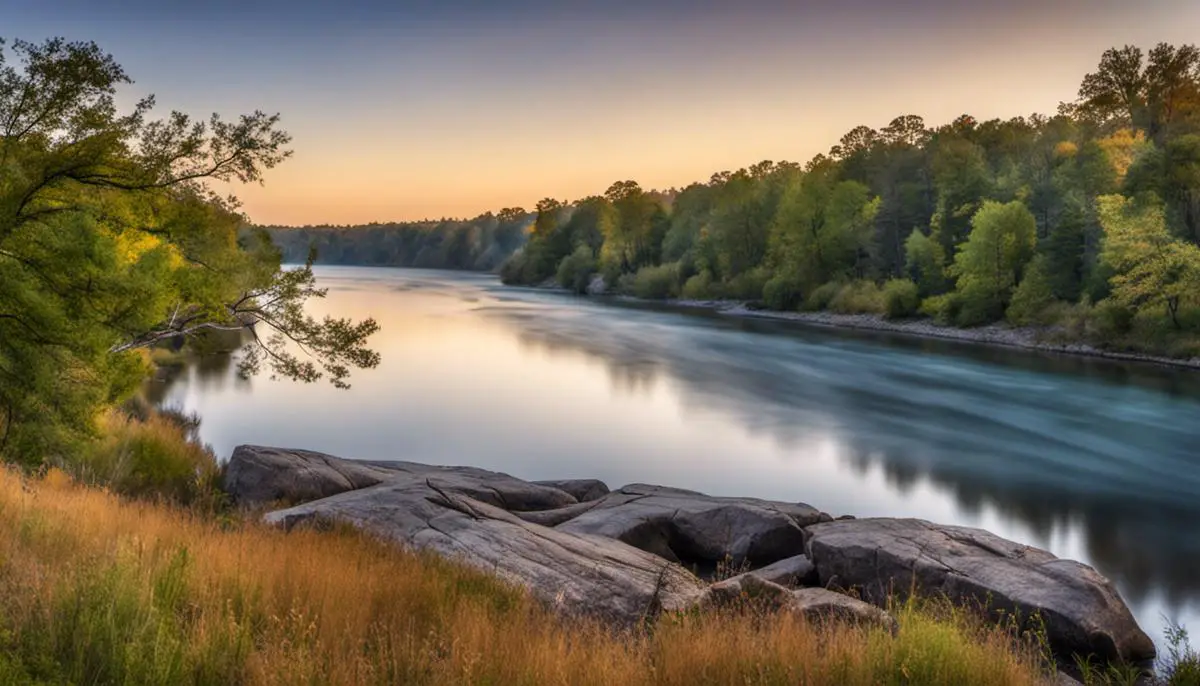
158 267 1200 636
476 288 1200 614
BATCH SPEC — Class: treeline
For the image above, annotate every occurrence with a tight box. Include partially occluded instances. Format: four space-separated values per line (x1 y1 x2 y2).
500 43 1200 357
263 209 531 271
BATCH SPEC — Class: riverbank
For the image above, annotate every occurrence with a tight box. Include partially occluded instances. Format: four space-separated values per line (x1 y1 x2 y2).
540 282 1200 371
0 463 1060 686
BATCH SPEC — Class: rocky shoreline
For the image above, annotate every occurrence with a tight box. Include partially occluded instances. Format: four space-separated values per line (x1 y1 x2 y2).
531 278 1200 371
225 445 1157 673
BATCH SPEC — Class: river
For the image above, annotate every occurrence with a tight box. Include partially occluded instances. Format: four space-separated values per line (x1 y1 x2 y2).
153 266 1200 643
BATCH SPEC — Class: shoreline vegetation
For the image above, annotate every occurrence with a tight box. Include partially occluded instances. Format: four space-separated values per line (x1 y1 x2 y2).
603 290 1200 371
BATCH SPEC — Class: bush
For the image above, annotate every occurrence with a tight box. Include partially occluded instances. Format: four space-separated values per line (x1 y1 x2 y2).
882 279 921 319
763 272 805 311
556 246 597 294
1088 299 1135 341
498 250 530 285
724 266 770 301
828 281 885 315
76 410 222 509
804 281 843 311
1007 256 1056 326
631 263 681 300
921 292 964 325
681 271 718 300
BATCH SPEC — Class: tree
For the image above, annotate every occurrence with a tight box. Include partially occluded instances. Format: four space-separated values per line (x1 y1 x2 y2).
904 229 946 297
1077 43 1200 140
0 38 379 462
768 172 879 291
1097 194 1200 329
950 200 1038 325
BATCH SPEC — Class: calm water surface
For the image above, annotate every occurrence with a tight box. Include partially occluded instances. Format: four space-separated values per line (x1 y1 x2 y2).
156 266 1200 641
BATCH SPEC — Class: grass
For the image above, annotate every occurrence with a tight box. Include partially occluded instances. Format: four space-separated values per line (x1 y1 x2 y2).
0 467 1067 686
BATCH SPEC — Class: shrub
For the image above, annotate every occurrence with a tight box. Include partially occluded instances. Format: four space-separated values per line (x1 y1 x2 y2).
498 250 530 285
921 292 964 325
805 281 843 311
76 410 222 509
1088 299 1136 341
828 281 885 315
1007 256 1057 326
631 263 681 300
682 271 718 300
882 279 921 319
723 266 770 301
763 272 805 311
556 246 597 294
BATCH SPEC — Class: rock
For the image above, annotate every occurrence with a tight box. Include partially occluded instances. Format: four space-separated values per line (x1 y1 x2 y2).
703 575 796 610
790 588 898 634
805 518 1155 664
533 479 610 502
555 483 829 570
226 445 577 512
265 474 706 625
698 579 897 634
586 274 608 296
744 554 818 588
224 445 405 505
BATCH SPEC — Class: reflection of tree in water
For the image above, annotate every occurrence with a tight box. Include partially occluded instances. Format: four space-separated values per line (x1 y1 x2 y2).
143 349 249 406
483 302 1200 611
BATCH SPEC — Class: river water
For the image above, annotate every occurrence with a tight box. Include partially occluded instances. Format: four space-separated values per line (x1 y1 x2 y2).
155 266 1200 642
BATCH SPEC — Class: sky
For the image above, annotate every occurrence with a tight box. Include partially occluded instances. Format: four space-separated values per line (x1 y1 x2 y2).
6 0 1200 225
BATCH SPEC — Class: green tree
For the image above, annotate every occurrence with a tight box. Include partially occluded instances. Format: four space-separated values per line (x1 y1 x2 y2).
1097 194 1200 329
768 172 879 292
950 200 1038 325
904 229 947 297
0 38 379 462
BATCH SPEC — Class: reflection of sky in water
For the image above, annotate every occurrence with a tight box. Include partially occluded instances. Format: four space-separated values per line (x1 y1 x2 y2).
159 266 1200 645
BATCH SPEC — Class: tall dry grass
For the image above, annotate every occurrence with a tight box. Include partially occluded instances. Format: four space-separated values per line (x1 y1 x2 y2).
0 468 1056 685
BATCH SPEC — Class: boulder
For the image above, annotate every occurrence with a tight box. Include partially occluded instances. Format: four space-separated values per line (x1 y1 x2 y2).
266 474 706 625
744 554 818 588
226 445 577 512
554 483 829 570
790 588 898 634
533 479 610 502
698 578 896 634
805 518 1155 664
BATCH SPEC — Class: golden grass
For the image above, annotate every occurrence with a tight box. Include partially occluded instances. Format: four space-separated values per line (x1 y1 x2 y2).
0 468 1056 685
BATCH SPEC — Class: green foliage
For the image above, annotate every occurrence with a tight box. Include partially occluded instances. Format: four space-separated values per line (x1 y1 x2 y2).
1098 194 1200 329
0 38 379 465
827 281 885 315
1007 255 1057 325
904 230 948 296
681 271 717 300
630 263 680 300
768 174 879 293
882 279 921 319
556 246 598 294
1161 621 1200 686
805 281 844 311
921 293 965 325
762 272 805 311
75 409 223 509
950 200 1038 326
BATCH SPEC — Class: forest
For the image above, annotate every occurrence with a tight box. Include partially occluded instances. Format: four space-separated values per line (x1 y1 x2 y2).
272 43 1200 359
264 209 531 272
498 43 1200 358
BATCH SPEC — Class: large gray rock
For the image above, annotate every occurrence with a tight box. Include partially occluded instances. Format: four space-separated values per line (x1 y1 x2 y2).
554 483 829 569
806 518 1155 664
790 587 898 634
226 445 577 511
265 475 705 624
533 479 610 502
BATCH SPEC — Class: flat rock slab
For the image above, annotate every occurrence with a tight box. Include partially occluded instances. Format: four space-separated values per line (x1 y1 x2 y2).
226 445 577 511
265 475 706 624
554 484 831 569
805 518 1155 664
